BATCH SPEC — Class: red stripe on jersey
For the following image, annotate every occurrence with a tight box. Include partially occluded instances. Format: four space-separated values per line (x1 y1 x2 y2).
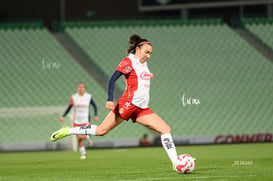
69 96 74 106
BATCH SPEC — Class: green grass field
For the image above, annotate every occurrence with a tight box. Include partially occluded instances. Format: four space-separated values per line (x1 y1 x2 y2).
0 143 272 181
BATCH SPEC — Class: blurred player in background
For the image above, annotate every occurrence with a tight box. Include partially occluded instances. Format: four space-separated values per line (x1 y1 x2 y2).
60 82 99 159
140 133 150 146
51 34 179 169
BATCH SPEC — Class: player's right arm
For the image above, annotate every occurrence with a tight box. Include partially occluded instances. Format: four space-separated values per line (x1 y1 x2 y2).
60 96 73 122
106 58 132 110
106 71 123 110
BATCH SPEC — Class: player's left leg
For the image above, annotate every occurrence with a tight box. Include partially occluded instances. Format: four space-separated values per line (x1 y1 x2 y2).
77 135 87 159
136 113 177 165
51 111 124 142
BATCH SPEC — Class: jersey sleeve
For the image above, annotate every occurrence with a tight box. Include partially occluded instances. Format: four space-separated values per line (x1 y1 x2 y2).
69 96 74 106
116 58 133 75
107 71 123 101
90 98 98 116
62 105 72 117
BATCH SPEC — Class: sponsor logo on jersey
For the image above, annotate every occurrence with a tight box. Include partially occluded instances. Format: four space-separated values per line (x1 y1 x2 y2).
76 104 88 108
119 108 124 114
125 66 132 73
125 102 131 109
140 71 151 80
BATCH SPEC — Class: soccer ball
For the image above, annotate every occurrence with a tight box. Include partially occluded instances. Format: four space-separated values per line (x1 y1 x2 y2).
174 154 195 174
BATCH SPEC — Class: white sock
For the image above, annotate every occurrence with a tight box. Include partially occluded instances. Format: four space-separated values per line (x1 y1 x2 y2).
161 133 177 164
79 146 86 155
69 125 97 135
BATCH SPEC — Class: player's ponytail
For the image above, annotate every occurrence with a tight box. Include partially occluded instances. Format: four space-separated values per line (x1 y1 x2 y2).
127 34 151 55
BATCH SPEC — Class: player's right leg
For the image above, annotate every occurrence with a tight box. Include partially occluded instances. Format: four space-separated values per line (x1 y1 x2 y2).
77 135 87 159
136 113 177 168
50 112 123 142
136 112 196 169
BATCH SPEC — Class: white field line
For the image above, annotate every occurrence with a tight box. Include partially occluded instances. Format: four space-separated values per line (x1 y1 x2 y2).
117 173 273 181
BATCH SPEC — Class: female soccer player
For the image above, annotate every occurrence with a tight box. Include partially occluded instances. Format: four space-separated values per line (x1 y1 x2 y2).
51 34 178 168
60 82 99 159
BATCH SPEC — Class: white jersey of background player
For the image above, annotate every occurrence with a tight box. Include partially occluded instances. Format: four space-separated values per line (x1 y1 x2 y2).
60 82 99 159
70 92 93 125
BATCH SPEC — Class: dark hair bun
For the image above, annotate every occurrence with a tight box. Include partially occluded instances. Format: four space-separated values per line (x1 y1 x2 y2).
129 34 142 46
127 34 150 55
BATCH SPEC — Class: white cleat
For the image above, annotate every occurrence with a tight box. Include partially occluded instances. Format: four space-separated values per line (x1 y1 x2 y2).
80 155 87 160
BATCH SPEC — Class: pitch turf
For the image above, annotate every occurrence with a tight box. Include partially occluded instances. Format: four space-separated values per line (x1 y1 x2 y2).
0 143 272 181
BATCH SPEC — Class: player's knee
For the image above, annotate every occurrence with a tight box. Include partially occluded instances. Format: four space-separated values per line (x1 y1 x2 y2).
77 135 86 140
78 142 84 147
97 130 108 136
162 125 171 134
96 126 109 136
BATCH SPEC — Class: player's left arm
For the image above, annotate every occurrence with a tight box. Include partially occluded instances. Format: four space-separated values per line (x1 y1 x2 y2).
90 98 99 121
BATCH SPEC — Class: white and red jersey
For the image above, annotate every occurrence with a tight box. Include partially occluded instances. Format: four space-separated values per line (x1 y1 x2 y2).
69 92 92 125
116 53 151 109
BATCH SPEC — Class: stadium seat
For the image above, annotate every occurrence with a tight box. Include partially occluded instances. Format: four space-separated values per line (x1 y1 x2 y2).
242 18 273 50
